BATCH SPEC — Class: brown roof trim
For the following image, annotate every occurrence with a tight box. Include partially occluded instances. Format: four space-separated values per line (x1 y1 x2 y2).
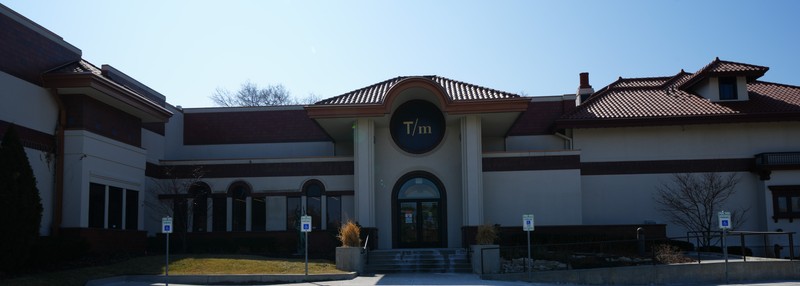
42 72 172 122
306 77 529 118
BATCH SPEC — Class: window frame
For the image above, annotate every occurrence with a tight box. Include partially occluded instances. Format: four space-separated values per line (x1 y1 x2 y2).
770 185 800 222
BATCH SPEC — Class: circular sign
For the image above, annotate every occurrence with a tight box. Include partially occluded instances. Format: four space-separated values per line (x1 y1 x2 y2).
390 100 445 154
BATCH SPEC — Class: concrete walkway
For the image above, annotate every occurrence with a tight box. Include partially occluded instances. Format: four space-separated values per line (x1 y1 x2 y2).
90 273 800 286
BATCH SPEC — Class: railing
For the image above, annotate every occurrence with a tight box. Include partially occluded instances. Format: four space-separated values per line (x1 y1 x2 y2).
755 152 800 167
363 234 370 264
494 231 797 274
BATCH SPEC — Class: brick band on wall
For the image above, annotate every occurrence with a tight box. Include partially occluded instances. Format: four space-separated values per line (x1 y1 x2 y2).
146 161 355 179
580 158 754 175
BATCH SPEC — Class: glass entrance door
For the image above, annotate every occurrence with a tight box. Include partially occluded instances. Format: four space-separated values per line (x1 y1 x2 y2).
394 174 445 248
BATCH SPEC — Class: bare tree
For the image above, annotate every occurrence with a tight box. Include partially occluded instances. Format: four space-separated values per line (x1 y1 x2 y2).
655 172 748 250
211 80 292 107
145 166 207 252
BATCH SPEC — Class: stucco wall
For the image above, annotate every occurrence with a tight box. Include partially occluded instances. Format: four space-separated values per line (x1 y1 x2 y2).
483 169 582 227
574 122 799 240
1 71 58 235
373 122 464 249
574 123 800 162
62 130 147 229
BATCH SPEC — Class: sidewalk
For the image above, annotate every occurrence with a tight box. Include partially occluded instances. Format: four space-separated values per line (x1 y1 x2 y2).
90 272 800 286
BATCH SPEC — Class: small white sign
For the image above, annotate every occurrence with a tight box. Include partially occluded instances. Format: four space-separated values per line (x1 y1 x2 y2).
523 214 535 231
162 217 173 234
718 211 731 230
300 215 312 232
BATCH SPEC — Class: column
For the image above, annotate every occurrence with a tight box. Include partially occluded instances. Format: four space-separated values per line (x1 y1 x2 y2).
461 115 484 225
353 118 376 227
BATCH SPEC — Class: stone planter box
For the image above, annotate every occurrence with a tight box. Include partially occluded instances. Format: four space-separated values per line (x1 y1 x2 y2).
471 244 500 274
335 246 363 273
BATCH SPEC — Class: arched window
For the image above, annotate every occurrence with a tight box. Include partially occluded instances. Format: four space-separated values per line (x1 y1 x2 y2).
228 181 251 232
304 180 323 231
286 179 342 231
189 182 211 232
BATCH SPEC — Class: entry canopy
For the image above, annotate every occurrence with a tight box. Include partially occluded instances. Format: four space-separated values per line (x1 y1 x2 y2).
398 177 440 199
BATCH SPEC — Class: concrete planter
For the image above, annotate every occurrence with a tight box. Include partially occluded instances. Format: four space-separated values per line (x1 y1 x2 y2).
471 244 500 274
335 246 363 273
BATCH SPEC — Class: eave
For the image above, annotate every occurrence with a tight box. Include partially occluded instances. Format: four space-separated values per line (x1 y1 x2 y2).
42 72 172 123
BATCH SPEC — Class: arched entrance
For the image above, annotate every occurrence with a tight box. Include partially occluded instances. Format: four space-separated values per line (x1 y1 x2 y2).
392 171 447 248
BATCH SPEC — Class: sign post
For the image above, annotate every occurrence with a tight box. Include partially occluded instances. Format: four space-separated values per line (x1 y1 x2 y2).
718 211 732 284
162 217 173 286
300 215 312 277
522 214 535 276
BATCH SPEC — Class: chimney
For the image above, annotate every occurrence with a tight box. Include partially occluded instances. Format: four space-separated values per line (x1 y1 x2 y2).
576 72 595 105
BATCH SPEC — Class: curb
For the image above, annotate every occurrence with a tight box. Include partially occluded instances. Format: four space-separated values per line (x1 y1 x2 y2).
85 272 358 286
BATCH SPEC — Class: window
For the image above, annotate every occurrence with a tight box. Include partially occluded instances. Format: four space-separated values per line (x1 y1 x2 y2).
88 183 105 228
173 198 188 232
88 182 138 230
719 77 738 100
228 182 250 232
287 197 302 230
770 186 800 222
252 197 266 231
125 190 139 230
212 196 227 232
286 180 343 231
189 183 210 232
327 196 341 230
108 187 123 229
306 182 322 230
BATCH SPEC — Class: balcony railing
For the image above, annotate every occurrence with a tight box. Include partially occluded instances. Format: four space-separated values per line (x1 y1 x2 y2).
755 152 800 169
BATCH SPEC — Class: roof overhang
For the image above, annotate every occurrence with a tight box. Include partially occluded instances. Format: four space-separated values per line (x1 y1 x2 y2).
42 72 172 123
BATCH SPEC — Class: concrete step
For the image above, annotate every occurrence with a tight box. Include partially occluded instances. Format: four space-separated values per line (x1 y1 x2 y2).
364 248 471 273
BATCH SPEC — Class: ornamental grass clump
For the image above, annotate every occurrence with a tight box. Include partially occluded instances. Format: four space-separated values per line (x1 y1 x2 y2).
337 220 361 247
475 224 498 245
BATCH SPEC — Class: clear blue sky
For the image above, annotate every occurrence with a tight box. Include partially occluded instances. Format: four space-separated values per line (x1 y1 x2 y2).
4 0 799 108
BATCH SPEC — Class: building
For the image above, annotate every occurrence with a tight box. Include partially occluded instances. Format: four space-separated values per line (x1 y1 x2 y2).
2 4 799 254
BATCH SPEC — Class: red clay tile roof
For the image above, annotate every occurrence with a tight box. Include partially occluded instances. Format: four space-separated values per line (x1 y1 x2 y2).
316 76 520 105
557 59 800 128
679 57 768 90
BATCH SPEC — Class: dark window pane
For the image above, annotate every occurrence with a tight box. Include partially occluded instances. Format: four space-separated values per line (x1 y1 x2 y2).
173 198 188 232
287 197 301 231
778 197 788 213
125 190 139 230
88 183 105 228
252 197 266 231
193 197 208 232
190 184 210 232
108 186 123 229
231 186 248 231
327 196 341 230
719 77 737 100
308 196 321 230
212 197 227 232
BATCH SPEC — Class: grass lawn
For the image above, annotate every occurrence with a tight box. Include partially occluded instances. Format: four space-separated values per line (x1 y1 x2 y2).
2 255 345 286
